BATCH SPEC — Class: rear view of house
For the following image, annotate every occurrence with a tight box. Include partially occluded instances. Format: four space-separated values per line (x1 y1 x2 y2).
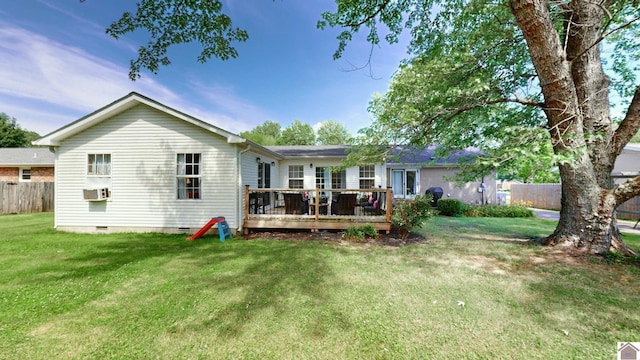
34 93 495 234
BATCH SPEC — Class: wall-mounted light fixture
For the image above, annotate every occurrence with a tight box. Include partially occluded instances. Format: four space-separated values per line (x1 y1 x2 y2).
271 161 276 166
256 157 261 163
309 163 313 168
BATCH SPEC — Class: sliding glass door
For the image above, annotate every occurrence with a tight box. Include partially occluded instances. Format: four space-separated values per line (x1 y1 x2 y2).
392 169 419 199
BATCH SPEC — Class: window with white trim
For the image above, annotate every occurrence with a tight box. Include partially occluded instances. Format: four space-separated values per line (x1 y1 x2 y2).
19 168 31 182
288 165 304 189
177 153 201 199
87 154 111 176
359 165 376 189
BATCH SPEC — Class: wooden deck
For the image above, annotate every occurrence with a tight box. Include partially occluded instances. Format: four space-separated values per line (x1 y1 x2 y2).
243 187 393 234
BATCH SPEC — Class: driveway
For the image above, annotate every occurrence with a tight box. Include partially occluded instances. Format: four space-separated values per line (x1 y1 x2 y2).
532 208 640 235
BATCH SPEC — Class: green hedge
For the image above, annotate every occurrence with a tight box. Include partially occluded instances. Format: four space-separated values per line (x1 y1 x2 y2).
437 198 465 216
463 204 534 218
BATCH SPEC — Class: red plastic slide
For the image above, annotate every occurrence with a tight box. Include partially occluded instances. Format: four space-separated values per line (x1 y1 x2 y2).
187 217 224 241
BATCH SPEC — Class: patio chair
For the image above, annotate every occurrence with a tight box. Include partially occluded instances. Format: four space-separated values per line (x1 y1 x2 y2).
284 193 309 215
363 195 383 215
331 193 357 215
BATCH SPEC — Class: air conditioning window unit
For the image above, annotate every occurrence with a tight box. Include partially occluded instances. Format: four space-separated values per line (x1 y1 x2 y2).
83 188 111 201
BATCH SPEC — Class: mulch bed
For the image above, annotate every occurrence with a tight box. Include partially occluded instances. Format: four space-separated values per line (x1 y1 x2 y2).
243 230 428 247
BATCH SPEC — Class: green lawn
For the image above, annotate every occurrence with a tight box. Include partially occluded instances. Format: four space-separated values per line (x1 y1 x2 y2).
1 213 639 359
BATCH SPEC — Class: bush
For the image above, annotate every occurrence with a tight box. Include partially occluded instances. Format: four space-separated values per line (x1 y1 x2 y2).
437 198 465 216
343 224 379 242
392 195 436 239
463 204 534 218
343 227 364 241
360 223 379 239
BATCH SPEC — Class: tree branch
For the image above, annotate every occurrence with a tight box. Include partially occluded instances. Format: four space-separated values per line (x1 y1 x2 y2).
343 0 392 28
613 175 640 206
421 97 545 126
571 14 640 64
612 86 640 156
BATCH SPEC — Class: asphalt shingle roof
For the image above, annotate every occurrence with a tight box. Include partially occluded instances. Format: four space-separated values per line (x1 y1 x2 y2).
0 148 55 166
266 145 351 158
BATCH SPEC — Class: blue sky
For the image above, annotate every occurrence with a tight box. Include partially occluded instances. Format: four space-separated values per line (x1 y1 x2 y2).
0 0 409 137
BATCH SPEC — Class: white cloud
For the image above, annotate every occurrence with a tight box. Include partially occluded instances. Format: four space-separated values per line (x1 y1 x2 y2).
0 25 177 111
0 24 251 135
187 81 274 134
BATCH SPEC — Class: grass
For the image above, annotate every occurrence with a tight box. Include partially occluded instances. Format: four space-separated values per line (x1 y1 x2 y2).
0 213 639 359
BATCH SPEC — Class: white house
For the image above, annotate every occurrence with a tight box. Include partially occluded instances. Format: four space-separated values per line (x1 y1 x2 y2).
34 92 495 234
34 93 282 233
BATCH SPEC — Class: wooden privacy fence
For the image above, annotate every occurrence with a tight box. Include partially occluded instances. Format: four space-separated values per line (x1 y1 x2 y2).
0 182 54 214
511 184 562 210
511 183 640 221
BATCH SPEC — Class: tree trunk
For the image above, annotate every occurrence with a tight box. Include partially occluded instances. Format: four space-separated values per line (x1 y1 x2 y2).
542 163 635 255
510 0 640 255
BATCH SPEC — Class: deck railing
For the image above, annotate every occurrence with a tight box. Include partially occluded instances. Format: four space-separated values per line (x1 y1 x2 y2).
243 186 393 233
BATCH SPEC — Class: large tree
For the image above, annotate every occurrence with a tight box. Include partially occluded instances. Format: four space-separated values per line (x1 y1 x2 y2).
105 0 640 254
0 113 33 148
240 120 282 145
316 120 353 145
318 0 640 255
278 120 316 145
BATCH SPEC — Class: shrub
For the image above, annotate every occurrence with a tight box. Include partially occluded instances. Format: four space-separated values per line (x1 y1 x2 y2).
392 195 436 239
437 198 465 216
343 227 364 241
360 223 379 239
463 204 534 218
343 224 379 242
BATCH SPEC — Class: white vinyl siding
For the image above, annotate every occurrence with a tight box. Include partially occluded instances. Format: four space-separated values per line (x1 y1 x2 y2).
54 104 239 231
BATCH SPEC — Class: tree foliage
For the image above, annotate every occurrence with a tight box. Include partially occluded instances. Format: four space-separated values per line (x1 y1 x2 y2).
321 0 640 254
0 113 35 148
103 0 248 80
239 120 281 146
278 120 316 145
316 120 353 145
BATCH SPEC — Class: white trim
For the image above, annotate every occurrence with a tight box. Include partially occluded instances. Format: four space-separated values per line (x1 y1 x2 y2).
19 167 31 182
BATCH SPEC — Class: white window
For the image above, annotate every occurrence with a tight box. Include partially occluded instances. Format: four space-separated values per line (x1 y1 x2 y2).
88 154 111 176
177 153 201 200
288 165 304 189
359 165 376 189
19 168 31 182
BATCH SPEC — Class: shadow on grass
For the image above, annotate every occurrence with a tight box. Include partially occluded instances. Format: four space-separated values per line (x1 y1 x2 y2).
24 233 337 339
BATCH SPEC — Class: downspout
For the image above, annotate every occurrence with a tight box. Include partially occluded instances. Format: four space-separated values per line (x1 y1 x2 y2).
237 144 252 232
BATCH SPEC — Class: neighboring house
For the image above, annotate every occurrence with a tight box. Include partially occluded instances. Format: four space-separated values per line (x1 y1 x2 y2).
613 143 640 222
34 92 494 234
613 143 640 183
0 148 55 182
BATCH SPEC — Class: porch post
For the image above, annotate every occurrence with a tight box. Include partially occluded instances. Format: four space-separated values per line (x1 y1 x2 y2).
244 185 250 222
385 187 393 223
314 187 320 231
